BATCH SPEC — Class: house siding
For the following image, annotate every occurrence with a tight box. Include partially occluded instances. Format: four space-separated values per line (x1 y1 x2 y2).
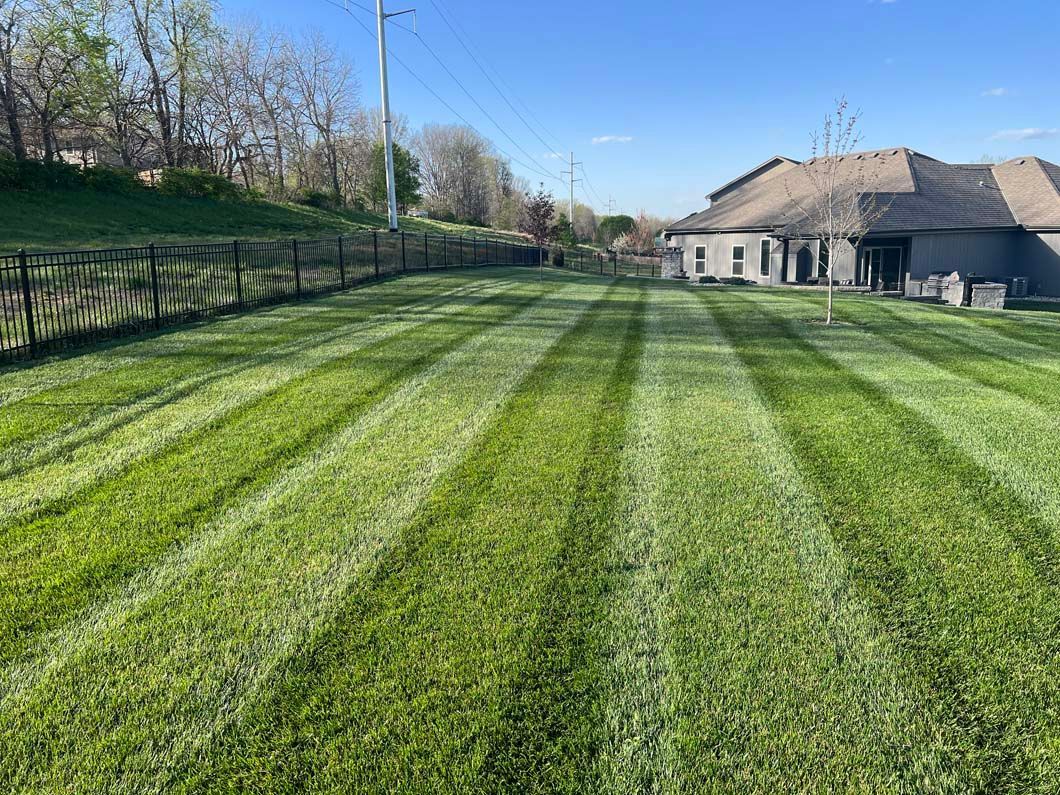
907 232 1019 280
667 232 784 284
669 229 1060 295
1020 233 1060 295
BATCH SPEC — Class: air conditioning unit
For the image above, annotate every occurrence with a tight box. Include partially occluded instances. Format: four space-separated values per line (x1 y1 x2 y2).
1005 276 1029 298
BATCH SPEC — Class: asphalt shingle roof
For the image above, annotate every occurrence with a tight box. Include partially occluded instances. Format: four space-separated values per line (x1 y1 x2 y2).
667 148 1059 234
992 157 1060 228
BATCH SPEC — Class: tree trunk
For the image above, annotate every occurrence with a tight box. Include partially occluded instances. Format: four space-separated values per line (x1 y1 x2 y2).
826 271 834 324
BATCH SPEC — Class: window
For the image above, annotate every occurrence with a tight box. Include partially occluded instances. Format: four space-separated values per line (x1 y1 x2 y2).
818 241 830 277
759 239 771 278
731 245 745 276
694 245 706 274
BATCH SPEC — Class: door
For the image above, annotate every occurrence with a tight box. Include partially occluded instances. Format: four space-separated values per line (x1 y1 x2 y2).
862 247 904 291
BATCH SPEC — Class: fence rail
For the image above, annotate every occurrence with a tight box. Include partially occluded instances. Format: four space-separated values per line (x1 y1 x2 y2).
0 231 542 362
545 247 663 279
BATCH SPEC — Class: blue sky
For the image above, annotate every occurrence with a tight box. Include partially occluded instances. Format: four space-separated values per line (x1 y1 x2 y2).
219 0 1059 219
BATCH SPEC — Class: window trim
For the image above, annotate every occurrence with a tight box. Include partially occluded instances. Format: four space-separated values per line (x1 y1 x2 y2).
731 244 745 277
694 244 707 274
759 238 771 278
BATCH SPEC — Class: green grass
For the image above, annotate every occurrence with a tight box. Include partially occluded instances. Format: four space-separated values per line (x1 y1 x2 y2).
4 269 1060 792
0 188 526 251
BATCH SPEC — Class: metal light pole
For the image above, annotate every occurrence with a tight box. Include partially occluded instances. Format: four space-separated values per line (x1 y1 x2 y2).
376 0 400 231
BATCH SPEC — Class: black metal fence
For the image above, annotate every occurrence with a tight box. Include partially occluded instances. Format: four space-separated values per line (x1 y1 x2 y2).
545 247 663 278
0 231 542 362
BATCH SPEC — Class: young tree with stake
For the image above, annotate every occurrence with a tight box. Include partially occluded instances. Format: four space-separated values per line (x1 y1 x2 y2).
783 99 892 324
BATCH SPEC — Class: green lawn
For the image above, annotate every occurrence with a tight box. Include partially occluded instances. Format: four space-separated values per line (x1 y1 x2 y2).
0 188 524 251
4 268 1060 792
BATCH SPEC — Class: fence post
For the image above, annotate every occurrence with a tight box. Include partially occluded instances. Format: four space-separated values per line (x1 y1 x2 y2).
599 254 603 275
424 233 429 271
372 231 380 278
443 234 448 268
17 248 37 355
459 236 464 266
233 240 244 307
400 231 406 272
147 242 161 329
292 238 302 296
337 235 346 288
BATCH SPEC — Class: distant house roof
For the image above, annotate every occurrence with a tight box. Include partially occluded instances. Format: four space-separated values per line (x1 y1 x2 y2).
667 148 1060 235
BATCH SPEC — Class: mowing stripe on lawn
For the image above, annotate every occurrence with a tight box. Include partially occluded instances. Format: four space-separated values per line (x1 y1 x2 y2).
595 285 676 795
707 289 1060 791
479 285 645 794
598 285 958 792
0 274 497 464
0 277 604 793
0 276 550 665
0 271 480 408
0 278 516 520
821 296 1060 415
744 291 1060 554
174 282 639 794
864 298 1060 377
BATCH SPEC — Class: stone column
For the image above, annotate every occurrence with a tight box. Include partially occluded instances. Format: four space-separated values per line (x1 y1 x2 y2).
662 247 686 279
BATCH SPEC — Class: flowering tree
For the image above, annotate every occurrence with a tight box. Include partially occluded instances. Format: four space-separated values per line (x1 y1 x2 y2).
519 184 555 275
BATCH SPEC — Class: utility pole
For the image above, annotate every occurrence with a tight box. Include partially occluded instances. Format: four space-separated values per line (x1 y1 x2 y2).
560 152 581 238
374 1 415 232
605 196 616 218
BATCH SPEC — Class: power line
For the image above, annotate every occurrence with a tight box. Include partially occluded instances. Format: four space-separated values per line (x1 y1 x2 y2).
578 163 607 207
324 1 560 183
409 30 562 182
431 0 568 154
427 0 563 159
321 0 415 33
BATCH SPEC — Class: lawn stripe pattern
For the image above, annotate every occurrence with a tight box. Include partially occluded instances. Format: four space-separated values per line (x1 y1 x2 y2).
601 285 960 792
740 290 1060 554
175 280 638 792
0 274 500 474
0 276 602 792
0 276 545 665
707 288 1060 790
6 270 1060 792
0 271 490 409
0 277 517 521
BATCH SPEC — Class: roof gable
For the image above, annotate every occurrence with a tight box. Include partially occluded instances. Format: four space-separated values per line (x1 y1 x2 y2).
991 157 1060 228
707 156 800 203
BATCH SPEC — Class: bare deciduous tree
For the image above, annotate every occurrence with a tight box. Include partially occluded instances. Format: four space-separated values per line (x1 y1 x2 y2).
783 98 892 324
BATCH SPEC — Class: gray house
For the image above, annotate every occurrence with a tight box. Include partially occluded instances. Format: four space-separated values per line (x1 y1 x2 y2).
664 148 1060 295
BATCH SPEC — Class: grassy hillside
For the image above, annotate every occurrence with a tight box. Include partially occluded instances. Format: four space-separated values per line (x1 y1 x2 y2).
6 270 1060 789
0 188 525 252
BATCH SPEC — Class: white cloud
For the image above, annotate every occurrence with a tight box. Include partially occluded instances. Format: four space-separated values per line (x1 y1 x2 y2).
592 135 633 145
981 87 1007 97
542 152 563 159
990 127 1060 141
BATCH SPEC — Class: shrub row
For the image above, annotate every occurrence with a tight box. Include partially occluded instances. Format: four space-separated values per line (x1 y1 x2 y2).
0 155 249 201
697 275 756 286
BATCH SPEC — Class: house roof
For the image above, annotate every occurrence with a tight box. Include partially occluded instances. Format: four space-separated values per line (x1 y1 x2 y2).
706 155 800 203
666 148 1058 235
991 157 1060 228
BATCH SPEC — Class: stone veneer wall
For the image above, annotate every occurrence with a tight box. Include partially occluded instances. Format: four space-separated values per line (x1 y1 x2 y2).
662 247 685 279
